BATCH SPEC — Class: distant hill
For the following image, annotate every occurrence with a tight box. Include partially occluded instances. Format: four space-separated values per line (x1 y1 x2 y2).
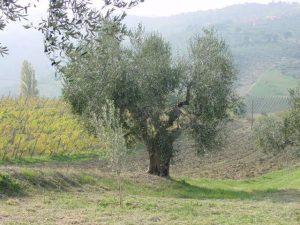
1 2 300 97
125 2 300 95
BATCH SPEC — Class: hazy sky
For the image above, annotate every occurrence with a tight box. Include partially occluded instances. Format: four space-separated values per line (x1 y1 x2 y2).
127 0 300 17
21 0 300 20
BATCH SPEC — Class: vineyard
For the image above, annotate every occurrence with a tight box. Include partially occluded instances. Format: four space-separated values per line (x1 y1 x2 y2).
0 97 101 161
0 95 294 161
244 95 291 114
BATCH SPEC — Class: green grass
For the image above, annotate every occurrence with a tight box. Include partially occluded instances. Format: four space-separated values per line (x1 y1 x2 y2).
0 165 300 224
1 165 300 200
0 174 21 196
186 167 300 192
122 167 300 201
249 69 298 97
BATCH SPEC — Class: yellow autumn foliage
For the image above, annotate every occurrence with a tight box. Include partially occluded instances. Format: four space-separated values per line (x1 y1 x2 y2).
0 97 101 160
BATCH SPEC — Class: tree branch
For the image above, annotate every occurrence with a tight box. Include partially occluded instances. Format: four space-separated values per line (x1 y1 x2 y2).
165 84 192 128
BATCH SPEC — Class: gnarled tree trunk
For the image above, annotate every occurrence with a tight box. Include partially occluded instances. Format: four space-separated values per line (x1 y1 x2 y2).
143 121 177 177
147 152 170 177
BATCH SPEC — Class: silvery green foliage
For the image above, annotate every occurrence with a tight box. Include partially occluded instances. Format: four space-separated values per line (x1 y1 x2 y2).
0 0 29 56
92 99 127 206
253 85 300 154
0 0 142 62
92 100 127 173
62 27 238 176
187 29 238 153
62 21 125 119
253 116 287 153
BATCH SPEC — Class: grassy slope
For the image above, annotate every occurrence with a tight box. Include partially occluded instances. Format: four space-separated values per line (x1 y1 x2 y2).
0 102 299 224
0 160 299 225
249 69 298 96
187 168 300 193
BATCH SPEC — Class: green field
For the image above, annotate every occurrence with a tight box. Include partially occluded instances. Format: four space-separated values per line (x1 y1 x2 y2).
249 69 299 97
0 159 299 225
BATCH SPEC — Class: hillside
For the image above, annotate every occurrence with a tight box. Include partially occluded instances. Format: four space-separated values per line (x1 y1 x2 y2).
0 129 299 224
1 164 300 224
126 120 300 179
0 117 299 224
1 3 300 224
0 98 299 224
125 2 300 95
249 68 299 96
1 97 298 176
1 2 300 97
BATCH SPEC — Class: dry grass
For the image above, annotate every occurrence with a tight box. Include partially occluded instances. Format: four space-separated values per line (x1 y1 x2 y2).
171 120 300 179
0 162 299 225
0 187 299 225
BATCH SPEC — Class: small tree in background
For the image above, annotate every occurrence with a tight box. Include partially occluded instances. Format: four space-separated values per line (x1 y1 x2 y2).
20 60 39 98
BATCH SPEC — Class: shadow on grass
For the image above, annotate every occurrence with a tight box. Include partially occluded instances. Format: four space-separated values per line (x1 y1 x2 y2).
157 178 252 199
1 167 299 204
0 152 103 166
0 174 24 198
0 169 98 198
151 178 300 203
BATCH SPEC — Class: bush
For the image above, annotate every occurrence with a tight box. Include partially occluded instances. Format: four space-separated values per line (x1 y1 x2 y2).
253 115 287 153
253 84 300 153
287 87 300 146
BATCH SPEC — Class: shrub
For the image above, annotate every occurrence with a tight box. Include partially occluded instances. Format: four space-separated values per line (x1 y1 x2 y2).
253 115 287 153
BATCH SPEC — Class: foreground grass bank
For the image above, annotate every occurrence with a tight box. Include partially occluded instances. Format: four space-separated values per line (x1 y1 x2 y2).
0 163 299 225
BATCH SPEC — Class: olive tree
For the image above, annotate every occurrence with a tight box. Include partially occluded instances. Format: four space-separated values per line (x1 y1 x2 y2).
62 27 238 177
0 0 142 62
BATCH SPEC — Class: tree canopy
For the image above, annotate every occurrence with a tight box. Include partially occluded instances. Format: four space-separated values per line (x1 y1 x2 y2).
62 25 239 177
